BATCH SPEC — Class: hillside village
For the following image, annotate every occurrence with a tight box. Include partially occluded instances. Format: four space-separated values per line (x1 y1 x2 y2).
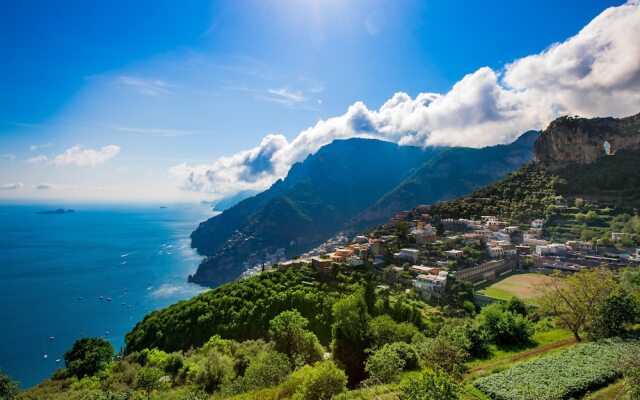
260 195 639 304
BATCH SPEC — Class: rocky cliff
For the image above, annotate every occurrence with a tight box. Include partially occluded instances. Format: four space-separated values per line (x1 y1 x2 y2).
534 113 640 170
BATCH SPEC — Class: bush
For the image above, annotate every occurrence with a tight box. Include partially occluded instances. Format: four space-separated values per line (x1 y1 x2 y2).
192 350 234 393
292 361 347 400
368 315 418 348
414 336 466 375
136 366 164 397
400 368 460 400
476 303 533 345
364 344 405 383
0 368 19 400
387 342 419 370
64 338 115 378
242 351 292 390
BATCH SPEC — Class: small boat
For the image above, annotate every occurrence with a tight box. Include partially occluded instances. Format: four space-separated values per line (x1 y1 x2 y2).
99 296 105 300
106 298 112 302
55 359 60 363
48 336 55 341
77 296 83 300
105 331 109 336
43 354 48 359
123 288 129 292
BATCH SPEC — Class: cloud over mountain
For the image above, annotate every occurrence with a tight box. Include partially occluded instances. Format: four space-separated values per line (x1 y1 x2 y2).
172 1 640 197
53 145 121 167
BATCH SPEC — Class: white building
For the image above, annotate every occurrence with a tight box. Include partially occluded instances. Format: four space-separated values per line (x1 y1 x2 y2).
488 247 505 258
445 249 464 259
413 271 448 297
536 243 568 256
397 248 421 263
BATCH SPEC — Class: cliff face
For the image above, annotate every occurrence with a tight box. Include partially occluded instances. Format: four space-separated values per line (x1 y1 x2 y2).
534 113 640 170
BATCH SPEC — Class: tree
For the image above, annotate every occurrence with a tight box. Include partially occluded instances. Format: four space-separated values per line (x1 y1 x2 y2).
475 302 533 345
395 221 411 242
268 310 324 368
0 369 19 400
64 338 115 378
331 291 371 385
388 342 419 370
365 344 405 384
414 336 466 375
400 369 460 400
536 269 616 341
292 361 347 400
242 351 292 390
589 289 640 339
194 350 235 393
368 315 418 348
136 366 164 399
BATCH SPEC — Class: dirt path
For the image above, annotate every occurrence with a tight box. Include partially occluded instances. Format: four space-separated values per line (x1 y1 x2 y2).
466 338 576 377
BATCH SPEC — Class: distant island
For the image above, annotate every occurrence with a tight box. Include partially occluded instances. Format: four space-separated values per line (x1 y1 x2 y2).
36 209 75 215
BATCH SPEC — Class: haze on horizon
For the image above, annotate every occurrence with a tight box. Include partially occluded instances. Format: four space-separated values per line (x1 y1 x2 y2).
1 0 639 203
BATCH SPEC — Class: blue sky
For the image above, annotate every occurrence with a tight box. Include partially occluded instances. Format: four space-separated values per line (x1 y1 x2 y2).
0 0 636 202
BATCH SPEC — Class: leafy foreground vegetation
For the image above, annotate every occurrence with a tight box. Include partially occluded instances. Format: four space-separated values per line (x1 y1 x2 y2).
473 339 640 400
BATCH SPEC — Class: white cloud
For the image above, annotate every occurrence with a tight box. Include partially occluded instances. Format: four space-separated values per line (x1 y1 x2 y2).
53 145 121 167
25 155 48 164
172 1 640 197
264 87 307 106
116 76 176 96
29 143 52 152
34 183 54 190
1 183 23 190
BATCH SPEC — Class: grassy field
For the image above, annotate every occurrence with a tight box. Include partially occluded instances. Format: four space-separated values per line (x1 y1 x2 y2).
476 273 554 303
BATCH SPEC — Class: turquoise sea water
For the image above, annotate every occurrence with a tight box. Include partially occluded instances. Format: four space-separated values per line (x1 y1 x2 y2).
0 203 214 388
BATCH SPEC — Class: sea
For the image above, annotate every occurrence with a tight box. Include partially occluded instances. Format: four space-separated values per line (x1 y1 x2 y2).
0 203 217 388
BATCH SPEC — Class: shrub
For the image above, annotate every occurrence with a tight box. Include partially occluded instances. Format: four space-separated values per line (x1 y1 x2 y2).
414 336 466 375
368 315 418 348
136 366 164 398
192 350 234 393
64 338 115 378
400 368 460 400
242 351 292 390
292 361 347 400
0 368 19 400
364 344 404 383
475 303 533 345
387 342 419 370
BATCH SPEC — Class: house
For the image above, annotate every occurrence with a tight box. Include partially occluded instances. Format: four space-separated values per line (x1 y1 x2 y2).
347 256 364 267
463 233 484 245
523 236 549 247
413 271 448 298
566 240 594 253
611 232 627 241
516 245 532 255
390 211 412 225
370 239 388 258
488 246 505 258
445 249 464 259
411 224 437 244
409 265 438 275
535 243 568 256
354 235 369 244
503 226 519 234
397 248 421 263
454 259 515 285
311 257 332 272
486 219 507 232
531 219 545 229
442 219 469 232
